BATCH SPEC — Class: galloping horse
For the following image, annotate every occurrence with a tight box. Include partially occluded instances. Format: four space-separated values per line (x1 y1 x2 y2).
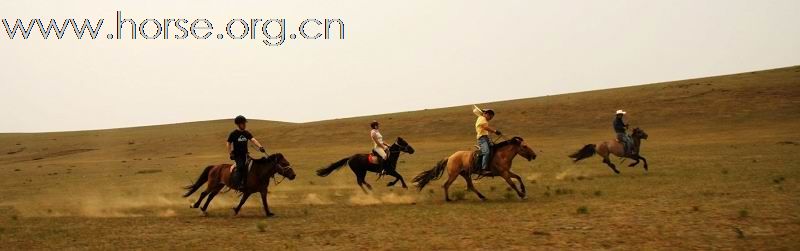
413 137 536 201
183 153 296 217
568 127 649 174
316 137 415 193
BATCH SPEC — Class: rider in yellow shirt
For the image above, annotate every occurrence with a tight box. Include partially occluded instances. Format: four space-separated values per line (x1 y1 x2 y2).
472 105 502 173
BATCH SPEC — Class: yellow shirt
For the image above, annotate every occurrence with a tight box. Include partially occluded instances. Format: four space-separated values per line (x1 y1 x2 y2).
475 115 489 139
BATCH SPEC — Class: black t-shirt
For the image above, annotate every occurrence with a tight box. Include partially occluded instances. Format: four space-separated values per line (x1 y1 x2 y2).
228 129 253 155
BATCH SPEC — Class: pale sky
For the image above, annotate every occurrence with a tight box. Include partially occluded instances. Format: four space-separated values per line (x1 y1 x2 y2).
1 0 799 132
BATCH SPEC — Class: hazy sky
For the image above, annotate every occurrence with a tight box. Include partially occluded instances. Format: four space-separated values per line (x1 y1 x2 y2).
1 0 799 132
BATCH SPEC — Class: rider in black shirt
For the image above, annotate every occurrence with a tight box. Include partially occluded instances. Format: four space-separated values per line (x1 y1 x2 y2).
227 115 266 190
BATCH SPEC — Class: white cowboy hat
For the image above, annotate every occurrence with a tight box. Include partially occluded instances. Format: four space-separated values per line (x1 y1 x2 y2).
616 110 626 115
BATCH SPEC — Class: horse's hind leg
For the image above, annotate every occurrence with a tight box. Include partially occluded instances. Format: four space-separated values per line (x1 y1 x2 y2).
354 168 372 193
191 191 208 209
442 172 460 202
200 185 223 215
460 173 486 201
232 192 252 216
602 157 620 174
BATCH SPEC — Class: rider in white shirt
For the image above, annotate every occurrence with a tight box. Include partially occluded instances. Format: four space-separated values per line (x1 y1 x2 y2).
370 121 390 161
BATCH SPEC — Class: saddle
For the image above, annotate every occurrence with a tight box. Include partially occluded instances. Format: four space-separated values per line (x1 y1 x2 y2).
230 157 253 174
471 145 495 175
616 135 636 155
368 151 382 165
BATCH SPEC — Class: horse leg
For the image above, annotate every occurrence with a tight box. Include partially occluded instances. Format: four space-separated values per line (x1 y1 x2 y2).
200 185 223 214
500 171 525 198
638 155 649 171
355 170 372 193
232 192 252 216
387 176 399 187
442 172 460 202
509 171 526 195
628 156 641 167
260 190 274 217
386 170 408 189
602 157 620 174
461 173 486 201
191 191 208 209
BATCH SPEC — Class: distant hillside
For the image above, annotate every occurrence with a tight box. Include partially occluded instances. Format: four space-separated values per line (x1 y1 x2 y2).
1 65 798 164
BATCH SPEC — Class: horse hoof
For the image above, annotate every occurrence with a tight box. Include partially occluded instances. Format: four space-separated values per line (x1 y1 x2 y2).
445 198 452 202
201 211 208 217
386 182 395 187
402 186 408 189
266 213 275 217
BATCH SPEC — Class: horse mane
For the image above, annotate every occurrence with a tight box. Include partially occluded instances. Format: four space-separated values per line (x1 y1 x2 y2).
493 136 523 149
252 153 283 165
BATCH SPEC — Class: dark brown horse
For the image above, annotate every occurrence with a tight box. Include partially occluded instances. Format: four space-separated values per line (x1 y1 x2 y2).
183 153 296 217
413 137 537 201
316 137 415 193
568 127 649 174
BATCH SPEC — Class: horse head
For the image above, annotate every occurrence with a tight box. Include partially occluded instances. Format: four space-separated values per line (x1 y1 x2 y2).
256 153 296 180
632 127 648 140
515 137 537 161
393 137 415 154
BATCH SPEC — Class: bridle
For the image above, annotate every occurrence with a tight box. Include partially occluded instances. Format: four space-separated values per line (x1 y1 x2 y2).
272 163 293 186
387 141 412 154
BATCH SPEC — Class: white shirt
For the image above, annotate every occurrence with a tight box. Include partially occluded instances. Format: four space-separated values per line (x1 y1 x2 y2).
371 129 385 149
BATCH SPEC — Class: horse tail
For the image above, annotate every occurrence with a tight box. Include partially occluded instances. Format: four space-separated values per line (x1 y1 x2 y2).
316 156 352 177
569 144 597 162
413 159 448 191
182 165 213 197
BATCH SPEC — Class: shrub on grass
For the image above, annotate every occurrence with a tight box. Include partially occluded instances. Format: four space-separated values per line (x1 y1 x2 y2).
452 190 466 201
738 209 749 218
256 221 268 232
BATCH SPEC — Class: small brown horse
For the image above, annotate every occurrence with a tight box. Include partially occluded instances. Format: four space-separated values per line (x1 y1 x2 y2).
413 137 536 201
568 127 649 174
316 137 415 193
183 153 296 217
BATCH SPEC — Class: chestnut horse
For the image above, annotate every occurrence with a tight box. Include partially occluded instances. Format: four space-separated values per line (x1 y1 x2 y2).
316 137 415 193
413 137 536 201
568 127 649 174
182 153 296 217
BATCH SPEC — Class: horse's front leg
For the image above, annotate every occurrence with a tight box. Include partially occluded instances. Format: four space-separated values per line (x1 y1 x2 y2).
386 170 408 189
500 171 525 199
508 171 526 195
628 156 641 167
260 190 274 217
638 155 648 171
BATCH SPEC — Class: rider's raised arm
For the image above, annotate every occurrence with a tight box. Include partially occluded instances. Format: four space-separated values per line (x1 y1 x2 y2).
472 105 483 117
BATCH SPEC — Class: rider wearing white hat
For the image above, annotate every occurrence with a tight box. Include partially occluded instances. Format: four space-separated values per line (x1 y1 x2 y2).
614 110 632 154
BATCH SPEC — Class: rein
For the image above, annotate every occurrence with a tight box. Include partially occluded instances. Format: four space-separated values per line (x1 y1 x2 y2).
249 145 289 186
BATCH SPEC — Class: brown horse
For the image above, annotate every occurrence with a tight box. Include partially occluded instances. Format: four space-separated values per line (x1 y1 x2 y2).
182 153 296 217
413 137 536 201
568 127 649 174
316 137 415 193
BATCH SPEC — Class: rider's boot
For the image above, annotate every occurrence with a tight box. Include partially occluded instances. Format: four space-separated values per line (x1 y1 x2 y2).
237 171 247 190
